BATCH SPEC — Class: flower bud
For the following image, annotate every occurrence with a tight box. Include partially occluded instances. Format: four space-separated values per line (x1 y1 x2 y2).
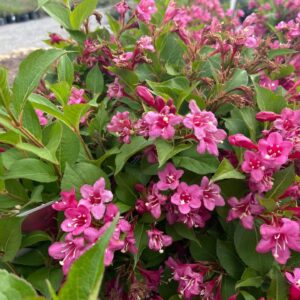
136 86 155 106
256 111 280 122
228 134 258 150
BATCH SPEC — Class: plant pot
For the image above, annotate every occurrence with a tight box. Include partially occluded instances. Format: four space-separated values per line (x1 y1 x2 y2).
6 15 16 24
0 18 6 26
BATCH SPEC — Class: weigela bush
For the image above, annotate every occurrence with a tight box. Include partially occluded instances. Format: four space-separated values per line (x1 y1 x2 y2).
0 0 300 299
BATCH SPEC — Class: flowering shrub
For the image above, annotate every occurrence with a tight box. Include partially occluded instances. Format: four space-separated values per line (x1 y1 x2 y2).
0 0 300 299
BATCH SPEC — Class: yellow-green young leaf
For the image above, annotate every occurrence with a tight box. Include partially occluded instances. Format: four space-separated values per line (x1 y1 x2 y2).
211 159 245 182
39 0 71 29
0 217 23 262
50 81 70 105
63 104 89 130
59 217 118 300
0 131 21 145
86 65 104 95
0 269 37 299
22 102 43 141
69 0 98 30
3 158 57 183
57 55 74 86
0 67 11 109
12 49 65 117
43 122 63 155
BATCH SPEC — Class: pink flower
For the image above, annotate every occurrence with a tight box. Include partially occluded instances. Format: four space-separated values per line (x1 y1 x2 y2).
227 193 264 229
177 207 210 228
147 228 172 253
199 176 224 211
242 150 267 182
259 75 279 91
112 52 133 67
122 229 137 254
61 205 91 235
286 268 300 291
258 132 293 167
135 0 157 23
256 111 280 122
228 134 258 151
249 169 274 193
114 0 130 16
274 108 300 133
256 218 300 264
157 163 184 191
137 36 155 52
68 87 86 105
144 184 168 219
79 178 113 220
52 188 77 211
107 78 125 99
171 182 201 214
245 36 259 48
103 203 119 223
136 85 155 106
144 106 182 140
107 111 133 144
48 234 86 274
163 0 177 23
139 267 163 291
35 109 48 126
49 33 65 44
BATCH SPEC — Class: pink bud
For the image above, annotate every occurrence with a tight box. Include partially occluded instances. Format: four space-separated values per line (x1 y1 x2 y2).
228 134 258 150
163 0 177 24
136 86 155 106
154 96 165 112
256 111 280 122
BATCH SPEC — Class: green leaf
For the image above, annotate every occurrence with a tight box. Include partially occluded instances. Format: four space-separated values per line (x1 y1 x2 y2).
189 235 216 261
106 14 121 34
43 122 63 155
86 65 104 95
0 269 37 299
50 81 70 105
0 67 11 109
173 154 219 175
234 225 273 274
211 159 245 182
63 104 89 130
22 231 51 248
255 85 287 113
221 276 236 299
0 217 23 262
69 0 98 30
224 69 248 92
58 217 118 300
268 48 298 59
173 223 201 247
267 268 288 300
134 222 148 267
12 49 65 117
236 268 264 289
240 291 256 300
155 139 191 168
216 240 243 279
115 137 152 174
22 102 42 141
39 0 71 29
57 55 74 86
3 158 57 183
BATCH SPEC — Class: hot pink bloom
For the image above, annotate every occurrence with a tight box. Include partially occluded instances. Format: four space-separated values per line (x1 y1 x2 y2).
122 229 137 254
136 85 155 106
107 111 133 144
286 268 300 291
199 176 224 211
242 150 267 182
177 207 210 228
68 87 86 105
35 109 48 126
256 111 280 122
144 184 168 219
61 205 91 235
52 188 77 211
147 228 172 253
113 52 133 67
114 0 130 16
48 233 86 274
258 132 293 167
137 36 155 52
79 178 113 220
49 33 65 44
157 162 184 191
107 78 125 99
256 218 300 264
103 203 119 223
135 0 157 23
245 36 259 48
171 182 201 214
259 75 279 91
227 193 264 230
249 169 274 193
228 134 258 151
274 108 300 134
139 267 163 291
144 106 182 140
163 0 177 23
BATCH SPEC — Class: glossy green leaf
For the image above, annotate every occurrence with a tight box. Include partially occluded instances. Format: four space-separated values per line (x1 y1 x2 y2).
86 65 104 95
224 69 248 92
0 67 11 109
267 268 288 300
57 55 74 85
134 222 148 267
211 159 245 182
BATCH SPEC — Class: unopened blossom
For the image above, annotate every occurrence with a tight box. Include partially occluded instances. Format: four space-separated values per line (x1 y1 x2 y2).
242 150 267 182
79 178 113 220
144 184 167 219
163 0 177 23
258 132 293 167
107 111 133 144
157 163 184 191
256 111 280 122
256 218 300 264
228 134 258 151
137 36 155 52
135 0 157 23
61 205 91 235
114 0 130 16
199 176 224 211
147 228 172 253
49 33 65 44
286 268 300 291
52 188 77 211
144 106 182 140
171 182 201 214
35 109 48 126
68 87 86 105
107 78 125 99
227 193 264 230
136 86 155 106
48 233 86 274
